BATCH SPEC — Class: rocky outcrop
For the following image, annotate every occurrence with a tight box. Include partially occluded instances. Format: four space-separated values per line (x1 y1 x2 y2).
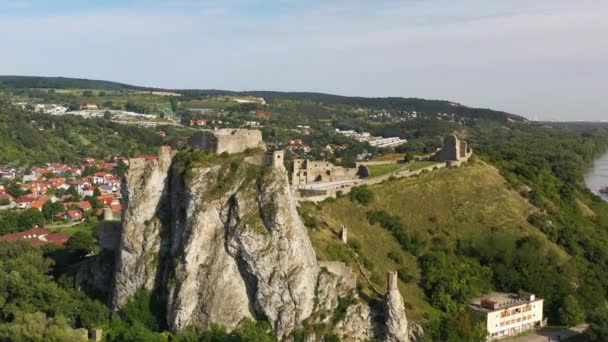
111 147 173 309
385 271 409 342
86 148 415 341
107 150 319 338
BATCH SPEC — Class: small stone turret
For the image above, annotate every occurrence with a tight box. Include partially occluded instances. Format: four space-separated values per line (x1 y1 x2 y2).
387 270 398 291
272 150 285 169
340 225 348 244
385 270 409 342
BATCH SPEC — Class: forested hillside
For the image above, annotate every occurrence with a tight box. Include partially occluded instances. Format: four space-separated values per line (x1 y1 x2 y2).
303 121 608 340
0 97 167 166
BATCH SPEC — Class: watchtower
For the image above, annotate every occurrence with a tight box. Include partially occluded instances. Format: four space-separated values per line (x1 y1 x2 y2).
340 225 348 244
387 270 399 292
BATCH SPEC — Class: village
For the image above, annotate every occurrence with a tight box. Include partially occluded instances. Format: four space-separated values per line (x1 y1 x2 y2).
0 152 163 246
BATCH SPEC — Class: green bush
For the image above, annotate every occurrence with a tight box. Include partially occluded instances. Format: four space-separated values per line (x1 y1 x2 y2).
349 185 374 205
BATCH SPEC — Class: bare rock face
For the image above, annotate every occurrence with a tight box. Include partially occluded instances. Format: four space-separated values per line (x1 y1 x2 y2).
385 271 409 342
97 150 415 341
110 152 318 338
408 322 425 342
111 148 173 309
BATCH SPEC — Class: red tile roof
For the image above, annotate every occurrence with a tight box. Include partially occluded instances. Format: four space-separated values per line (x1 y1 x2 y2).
0 227 69 246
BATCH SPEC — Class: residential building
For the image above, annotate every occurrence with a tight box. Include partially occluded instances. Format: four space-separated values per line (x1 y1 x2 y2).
190 119 208 126
0 227 70 246
470 292 543 340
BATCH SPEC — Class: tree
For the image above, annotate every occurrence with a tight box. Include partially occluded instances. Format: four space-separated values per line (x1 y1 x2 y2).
586 308 608 341
558 295 585 327
16 209 44 231
42 200 64 222
64 186 81 201
67 232 97 259
349 185 374 205
6 182 27 198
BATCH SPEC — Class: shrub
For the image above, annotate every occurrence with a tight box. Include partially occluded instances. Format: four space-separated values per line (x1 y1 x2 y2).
349 185 374 205
387 251 403 264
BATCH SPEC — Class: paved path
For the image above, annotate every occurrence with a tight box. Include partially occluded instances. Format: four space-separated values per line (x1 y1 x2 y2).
504 325 587 342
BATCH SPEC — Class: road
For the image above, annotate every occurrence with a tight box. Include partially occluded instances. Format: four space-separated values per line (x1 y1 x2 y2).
504 325 587 342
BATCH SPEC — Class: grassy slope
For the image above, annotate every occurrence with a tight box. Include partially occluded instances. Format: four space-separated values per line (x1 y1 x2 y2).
307 160 564 322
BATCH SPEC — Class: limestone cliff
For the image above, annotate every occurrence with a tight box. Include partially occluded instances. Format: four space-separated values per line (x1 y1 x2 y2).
95 149 413 340
108 151 320 337
111 147 173 309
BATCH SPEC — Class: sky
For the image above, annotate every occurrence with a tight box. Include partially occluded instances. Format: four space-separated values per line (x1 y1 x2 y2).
0 0 607 121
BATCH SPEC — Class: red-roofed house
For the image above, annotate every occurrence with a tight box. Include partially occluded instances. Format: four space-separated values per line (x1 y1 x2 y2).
155 131 167 137
69 167 82 176
83 157 96 166
25 181 49 195
190 119 208 126
0 227 70 246
91 172 112 185
256 110 272 119
66 201 92 212
65 210 83 222
110 203 123 213
97 195 119 206
102 163 117 170
15 196 35 209
48 178 68 189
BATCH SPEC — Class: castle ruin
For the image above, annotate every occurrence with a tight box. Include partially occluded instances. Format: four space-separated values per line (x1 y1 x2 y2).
187 129 265 154
292 159 359 186
340 225 348 244
387 270 399 292
244 150 285 170
432 134 473 163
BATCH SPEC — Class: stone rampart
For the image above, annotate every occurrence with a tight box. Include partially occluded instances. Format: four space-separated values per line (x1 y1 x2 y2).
187 129 265 154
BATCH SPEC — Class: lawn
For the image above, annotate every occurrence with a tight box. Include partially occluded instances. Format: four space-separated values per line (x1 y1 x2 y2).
371 153 406 162
366 163 403 177
48 221 98 236
405 161 439 171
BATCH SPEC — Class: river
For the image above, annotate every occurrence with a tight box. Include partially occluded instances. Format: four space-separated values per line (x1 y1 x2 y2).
584 151 608 200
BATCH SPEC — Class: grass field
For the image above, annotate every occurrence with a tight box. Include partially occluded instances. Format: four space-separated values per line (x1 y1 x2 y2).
405 161 439 171
48 221 97 236
366 163 403 177
371 153 406 161
306 160 560 322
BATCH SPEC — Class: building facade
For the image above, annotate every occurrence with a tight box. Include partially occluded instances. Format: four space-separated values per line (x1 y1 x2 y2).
471 292 543 340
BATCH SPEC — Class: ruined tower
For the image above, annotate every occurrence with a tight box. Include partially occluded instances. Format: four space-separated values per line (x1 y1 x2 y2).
387 270 399 292
272 150 285 170
340 225 348 244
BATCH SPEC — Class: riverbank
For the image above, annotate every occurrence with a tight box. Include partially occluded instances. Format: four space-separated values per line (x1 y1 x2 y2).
584 151 608 200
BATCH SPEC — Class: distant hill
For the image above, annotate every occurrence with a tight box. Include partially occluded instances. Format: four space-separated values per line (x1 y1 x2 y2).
0 76 151 91
0 75 526 122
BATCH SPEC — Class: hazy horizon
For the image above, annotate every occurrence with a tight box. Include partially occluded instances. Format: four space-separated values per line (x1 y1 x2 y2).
1 0 607 121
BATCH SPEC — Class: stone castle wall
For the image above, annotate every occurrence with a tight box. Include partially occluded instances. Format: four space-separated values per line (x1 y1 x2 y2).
292 159 359 186
187 129 265 154
432 135 472 162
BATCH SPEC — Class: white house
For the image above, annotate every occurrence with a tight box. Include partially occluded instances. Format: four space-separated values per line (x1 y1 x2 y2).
470 292 544 340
